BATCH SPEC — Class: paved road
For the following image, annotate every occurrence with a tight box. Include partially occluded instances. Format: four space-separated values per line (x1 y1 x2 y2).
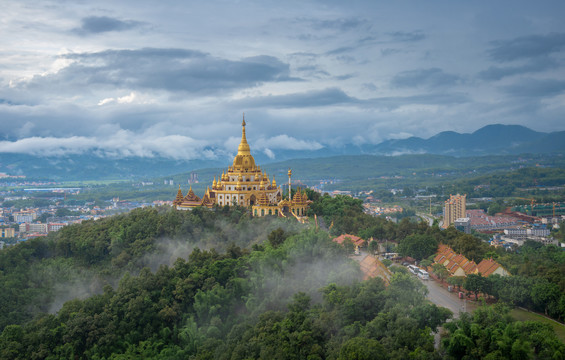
422 277 477 318
418 213 435 227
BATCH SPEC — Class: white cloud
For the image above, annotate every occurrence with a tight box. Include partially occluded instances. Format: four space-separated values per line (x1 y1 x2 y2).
263 148 275 159
388 132 413 140
117 92 136 104
98 98 114 106
255 134 323 151
98 92 138 106
0 131 214 160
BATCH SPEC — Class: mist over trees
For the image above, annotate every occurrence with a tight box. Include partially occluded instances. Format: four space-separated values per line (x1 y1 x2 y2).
0 195 564 358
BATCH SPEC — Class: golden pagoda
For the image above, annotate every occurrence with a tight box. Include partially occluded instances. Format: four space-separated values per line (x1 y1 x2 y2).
174 115 311 218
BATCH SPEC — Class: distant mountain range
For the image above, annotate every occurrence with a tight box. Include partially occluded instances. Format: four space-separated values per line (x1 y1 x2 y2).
249 124 565 163
368 124 565 157
0 154 223 181
1 124 563 181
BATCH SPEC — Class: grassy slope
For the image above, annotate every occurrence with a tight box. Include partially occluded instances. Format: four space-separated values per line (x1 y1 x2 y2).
510 308 565 342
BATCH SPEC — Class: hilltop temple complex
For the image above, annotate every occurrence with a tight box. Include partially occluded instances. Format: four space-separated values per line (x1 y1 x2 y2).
173 116 310 219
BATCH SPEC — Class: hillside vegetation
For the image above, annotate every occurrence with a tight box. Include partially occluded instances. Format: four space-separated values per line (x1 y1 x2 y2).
0 199 564 359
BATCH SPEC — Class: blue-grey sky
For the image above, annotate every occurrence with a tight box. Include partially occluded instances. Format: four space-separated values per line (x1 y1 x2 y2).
1 0 565 159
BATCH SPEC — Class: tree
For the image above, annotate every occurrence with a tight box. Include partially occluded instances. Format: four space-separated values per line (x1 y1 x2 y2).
487 202 504 216
343 238 355 255
368 240 379 255
419 259 432 268
338 337 386 360
432 263 449 282
531 281 561 316
267 227 287 248
464 274 485 300
447 276 465 291
397 234 438 260
55 208 73 217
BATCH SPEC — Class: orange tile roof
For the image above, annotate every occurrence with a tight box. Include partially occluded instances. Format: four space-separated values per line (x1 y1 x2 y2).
359 255 391 283
333 234 365 247
476 258 507 277
462 260 477 273
434 245 479 276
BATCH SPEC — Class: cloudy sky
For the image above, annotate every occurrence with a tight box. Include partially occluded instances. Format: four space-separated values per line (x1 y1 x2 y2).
1 0 565 160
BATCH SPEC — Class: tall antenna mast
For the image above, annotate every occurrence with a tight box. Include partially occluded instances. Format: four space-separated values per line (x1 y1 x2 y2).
288 168 292 201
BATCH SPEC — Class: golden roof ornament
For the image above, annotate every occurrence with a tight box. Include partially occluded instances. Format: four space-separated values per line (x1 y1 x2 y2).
237 113 250 155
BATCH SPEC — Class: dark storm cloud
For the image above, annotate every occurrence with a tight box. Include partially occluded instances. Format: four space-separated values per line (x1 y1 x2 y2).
381 48 402 56
20 48 298 95
297 17 368 32
367 93 469 110
487 33 565 62
74 16 142 35
478 57 559 80
325 46 355 55
391 68 462 88
233 88 468 109
387 31 426 42
334 74 354 80
234 88 358 108
501 78 565 98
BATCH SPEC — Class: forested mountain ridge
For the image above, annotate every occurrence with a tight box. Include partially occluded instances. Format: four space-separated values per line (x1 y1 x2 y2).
372 124 565 156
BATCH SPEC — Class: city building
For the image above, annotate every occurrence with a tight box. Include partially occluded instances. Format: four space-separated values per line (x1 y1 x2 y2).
454 217 471 234
13 209 37 223
19 223 48 234
47 223 67 232
443 194 466 229
174 116 310 219
1 228 15 238
502 228 557 246
466 209 520 231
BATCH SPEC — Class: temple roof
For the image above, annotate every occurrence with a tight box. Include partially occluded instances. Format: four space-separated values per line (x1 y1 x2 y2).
173 186 184 205
181 186 201 204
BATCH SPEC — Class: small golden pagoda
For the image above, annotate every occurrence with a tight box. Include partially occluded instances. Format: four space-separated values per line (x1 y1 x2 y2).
174 115 311 218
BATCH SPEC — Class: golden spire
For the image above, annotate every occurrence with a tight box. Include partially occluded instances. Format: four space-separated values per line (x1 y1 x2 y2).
237 113 251 155
213 176 217 189
272 176 276 187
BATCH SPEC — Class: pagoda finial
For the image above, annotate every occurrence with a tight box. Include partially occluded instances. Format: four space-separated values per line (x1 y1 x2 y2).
237 113 250 155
